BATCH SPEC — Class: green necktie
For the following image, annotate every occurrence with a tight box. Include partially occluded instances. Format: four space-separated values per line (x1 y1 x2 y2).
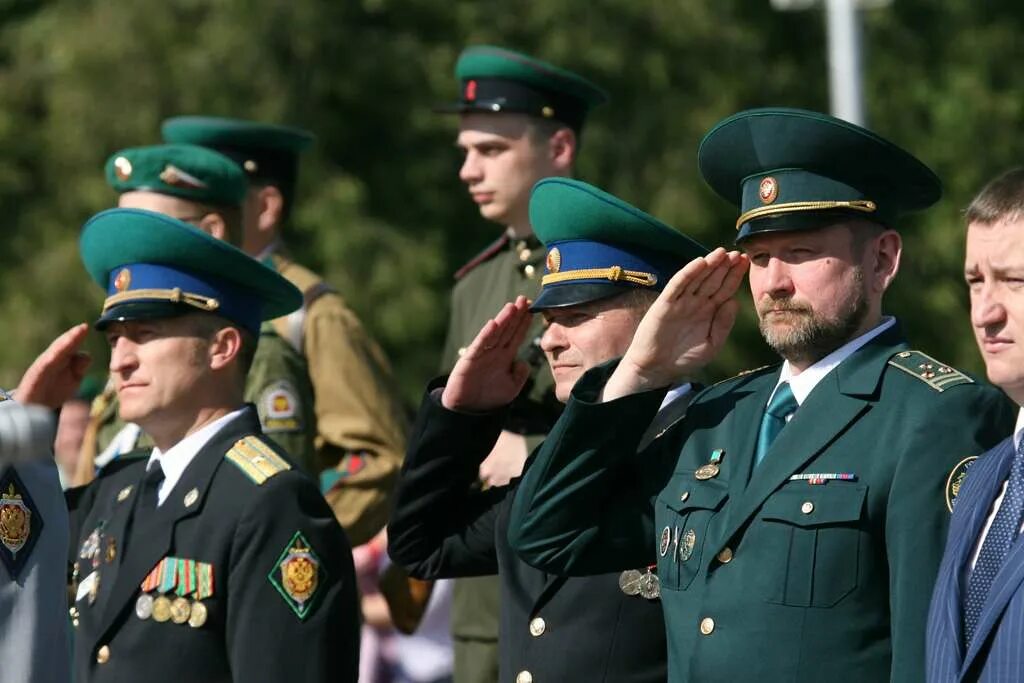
754 382 798 467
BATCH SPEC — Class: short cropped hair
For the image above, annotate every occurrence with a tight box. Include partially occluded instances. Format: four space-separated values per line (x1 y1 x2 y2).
965 167 1024 226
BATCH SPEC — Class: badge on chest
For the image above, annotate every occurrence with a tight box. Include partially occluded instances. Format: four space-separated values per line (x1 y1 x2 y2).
136 556 215 629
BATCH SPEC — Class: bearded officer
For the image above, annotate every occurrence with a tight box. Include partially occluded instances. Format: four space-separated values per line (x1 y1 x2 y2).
66 208 359 682
508 108 1016 682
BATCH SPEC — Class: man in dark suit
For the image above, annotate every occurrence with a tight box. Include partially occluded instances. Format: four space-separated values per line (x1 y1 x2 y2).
507 109 1016 682
65 208 359 683
388 179 708 683
927 168 1024 682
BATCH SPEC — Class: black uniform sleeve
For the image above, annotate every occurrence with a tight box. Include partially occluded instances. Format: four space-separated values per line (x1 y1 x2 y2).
387 383 509 579
225 471 360 683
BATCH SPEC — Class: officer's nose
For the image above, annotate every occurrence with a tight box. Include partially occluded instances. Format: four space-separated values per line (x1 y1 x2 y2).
459 150 482 185
971 280 1007 333
108 336 139 375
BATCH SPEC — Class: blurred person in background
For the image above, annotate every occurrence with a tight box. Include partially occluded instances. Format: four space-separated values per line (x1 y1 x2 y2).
55 374 100 488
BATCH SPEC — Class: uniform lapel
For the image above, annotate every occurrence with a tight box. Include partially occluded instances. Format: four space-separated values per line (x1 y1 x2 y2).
715 330 904 553
93 408 259 644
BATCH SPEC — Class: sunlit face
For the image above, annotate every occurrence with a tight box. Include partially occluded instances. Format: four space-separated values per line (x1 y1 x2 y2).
118 192 207 226
105 316 212 428
456 113 556 229
743 224 872 366
540 295 646 402
966 218 1024 404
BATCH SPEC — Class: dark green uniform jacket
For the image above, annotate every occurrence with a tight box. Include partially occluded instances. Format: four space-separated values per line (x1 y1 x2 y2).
509 324 1015 682
66 407 359 683
388 384 668 683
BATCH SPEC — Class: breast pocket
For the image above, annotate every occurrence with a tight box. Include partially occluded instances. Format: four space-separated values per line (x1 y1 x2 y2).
760 484 867 608
654 472 729 591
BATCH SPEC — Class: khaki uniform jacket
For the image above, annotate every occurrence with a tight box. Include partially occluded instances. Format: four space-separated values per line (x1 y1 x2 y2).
509 325 1016 683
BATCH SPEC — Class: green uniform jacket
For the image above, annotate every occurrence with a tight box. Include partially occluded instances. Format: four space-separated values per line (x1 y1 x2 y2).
509 324 1016 682
440 233 559 677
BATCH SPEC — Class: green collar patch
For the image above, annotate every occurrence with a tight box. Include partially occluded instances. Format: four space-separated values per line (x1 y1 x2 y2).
268 531 326 620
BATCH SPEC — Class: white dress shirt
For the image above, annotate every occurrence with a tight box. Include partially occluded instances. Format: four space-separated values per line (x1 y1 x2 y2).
145 407 247 506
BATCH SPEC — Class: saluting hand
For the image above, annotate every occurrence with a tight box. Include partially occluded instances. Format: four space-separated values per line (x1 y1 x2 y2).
16 323 92 409
442 296 533 412
603 248 748 401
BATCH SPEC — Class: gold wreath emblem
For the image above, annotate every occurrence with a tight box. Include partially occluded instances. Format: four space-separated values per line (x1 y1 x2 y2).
759 176 779 205
282 554 317 604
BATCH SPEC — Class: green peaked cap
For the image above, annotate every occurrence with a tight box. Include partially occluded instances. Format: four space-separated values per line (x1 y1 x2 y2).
161 116 314 185
106 144 247 206
698 107 942 242
80 208 302 333
440 45 608 131
529 178 708 309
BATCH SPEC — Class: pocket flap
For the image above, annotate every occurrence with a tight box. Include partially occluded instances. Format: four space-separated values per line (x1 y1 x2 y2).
657 471 730 513
761 484 867 527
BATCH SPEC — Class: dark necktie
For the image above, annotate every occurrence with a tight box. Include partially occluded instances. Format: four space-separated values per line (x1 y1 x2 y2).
122 460 165 555
963 439 1024 646
753 382 798 467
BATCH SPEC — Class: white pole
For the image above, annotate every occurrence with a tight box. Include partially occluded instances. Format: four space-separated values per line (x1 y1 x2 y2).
825 0 866 125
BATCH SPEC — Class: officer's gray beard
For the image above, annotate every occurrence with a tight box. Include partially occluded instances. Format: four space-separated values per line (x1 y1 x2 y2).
757 268 869 367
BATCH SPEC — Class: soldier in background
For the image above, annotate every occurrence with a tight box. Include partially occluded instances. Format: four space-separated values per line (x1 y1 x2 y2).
162 117 408 547
433 45 607 683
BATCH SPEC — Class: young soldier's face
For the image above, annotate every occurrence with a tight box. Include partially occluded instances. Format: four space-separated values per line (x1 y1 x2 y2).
966 218 1024 403
540 296 647 402
105 317 213 427
456 113 557 229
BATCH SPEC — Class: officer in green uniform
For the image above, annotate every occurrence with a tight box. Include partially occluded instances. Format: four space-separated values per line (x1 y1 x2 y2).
508 108 1018 682
435 45 608 682
76 144 317 482
66 208 359 682
161 117 408 547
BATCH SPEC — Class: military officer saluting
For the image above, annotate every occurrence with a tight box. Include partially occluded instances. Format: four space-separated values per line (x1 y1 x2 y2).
76 143 316 482
389 179 708 683
161 116 408 547
66 208 359 682
435 45 608 682
509 108 1016 682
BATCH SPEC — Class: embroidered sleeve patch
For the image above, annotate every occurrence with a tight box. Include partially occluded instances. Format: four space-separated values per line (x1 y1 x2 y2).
946 456 979 512
259 381 302 434
268 531 326 620
225 436 292 485
0 467 43 579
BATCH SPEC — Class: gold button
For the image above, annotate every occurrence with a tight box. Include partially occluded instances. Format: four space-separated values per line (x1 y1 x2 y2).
529 616 546 637
96 645 111 664
680 491 690 502
700 617 715 635
457 347 467 358
717 547 733 564
516 671 534 683
524 264 536 278
519 248 532 262
801 501 814 514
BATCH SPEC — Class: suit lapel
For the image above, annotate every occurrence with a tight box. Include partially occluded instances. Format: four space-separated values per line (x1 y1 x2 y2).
93 409 260 644
715 329 905 553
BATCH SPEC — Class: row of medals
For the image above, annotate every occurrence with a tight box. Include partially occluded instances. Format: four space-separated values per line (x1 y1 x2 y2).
136 592 208 628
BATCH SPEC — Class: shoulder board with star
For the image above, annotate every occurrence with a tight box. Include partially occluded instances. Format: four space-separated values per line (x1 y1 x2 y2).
225 435 292 485
887 350 973 392
453 234 510 281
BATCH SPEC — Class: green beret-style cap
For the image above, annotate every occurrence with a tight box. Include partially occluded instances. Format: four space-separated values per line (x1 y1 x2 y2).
80 208 301 334
529 178 708 310
105 144 248 207
439 45 608 131
161 116 314 185
698 107 942 242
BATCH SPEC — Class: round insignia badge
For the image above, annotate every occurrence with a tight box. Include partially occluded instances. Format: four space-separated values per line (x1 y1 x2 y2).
945 456 979 512
152 595 172 623
170 596 192 624
618 569 643 596
113 156 133 181
188 600 208 628
694 463 720 481
659 526 671 557
679 528 697 562
261 381 301 433
135 594 154 620
759 176 779 205
114 268 131 292
0 484 31 555
546 247 561 274
243 159 259 174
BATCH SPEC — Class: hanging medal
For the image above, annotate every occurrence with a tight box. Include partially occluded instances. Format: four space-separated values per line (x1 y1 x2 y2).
695 448 725 481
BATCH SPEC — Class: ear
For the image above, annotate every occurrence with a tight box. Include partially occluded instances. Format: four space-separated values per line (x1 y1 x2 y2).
196 213 228 242
208 326 244 371
548 127 577 173
256 185 285 232
872 230 902 294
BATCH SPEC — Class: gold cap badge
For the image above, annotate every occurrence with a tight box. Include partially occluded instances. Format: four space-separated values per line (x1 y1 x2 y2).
243 159 259 174
759 176 778 205
546 247 561 273
114 268 131 292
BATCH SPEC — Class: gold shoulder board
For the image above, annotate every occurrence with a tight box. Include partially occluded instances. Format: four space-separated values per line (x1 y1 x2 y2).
887 350 973 392
225 436 292 485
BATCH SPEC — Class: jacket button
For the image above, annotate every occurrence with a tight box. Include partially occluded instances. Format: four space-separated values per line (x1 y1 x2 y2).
700 617 715 635
524 264 536 279
716 547 733 564
516 671 534 683
96 645 111 664
801 501 814 514
529 617 546 637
